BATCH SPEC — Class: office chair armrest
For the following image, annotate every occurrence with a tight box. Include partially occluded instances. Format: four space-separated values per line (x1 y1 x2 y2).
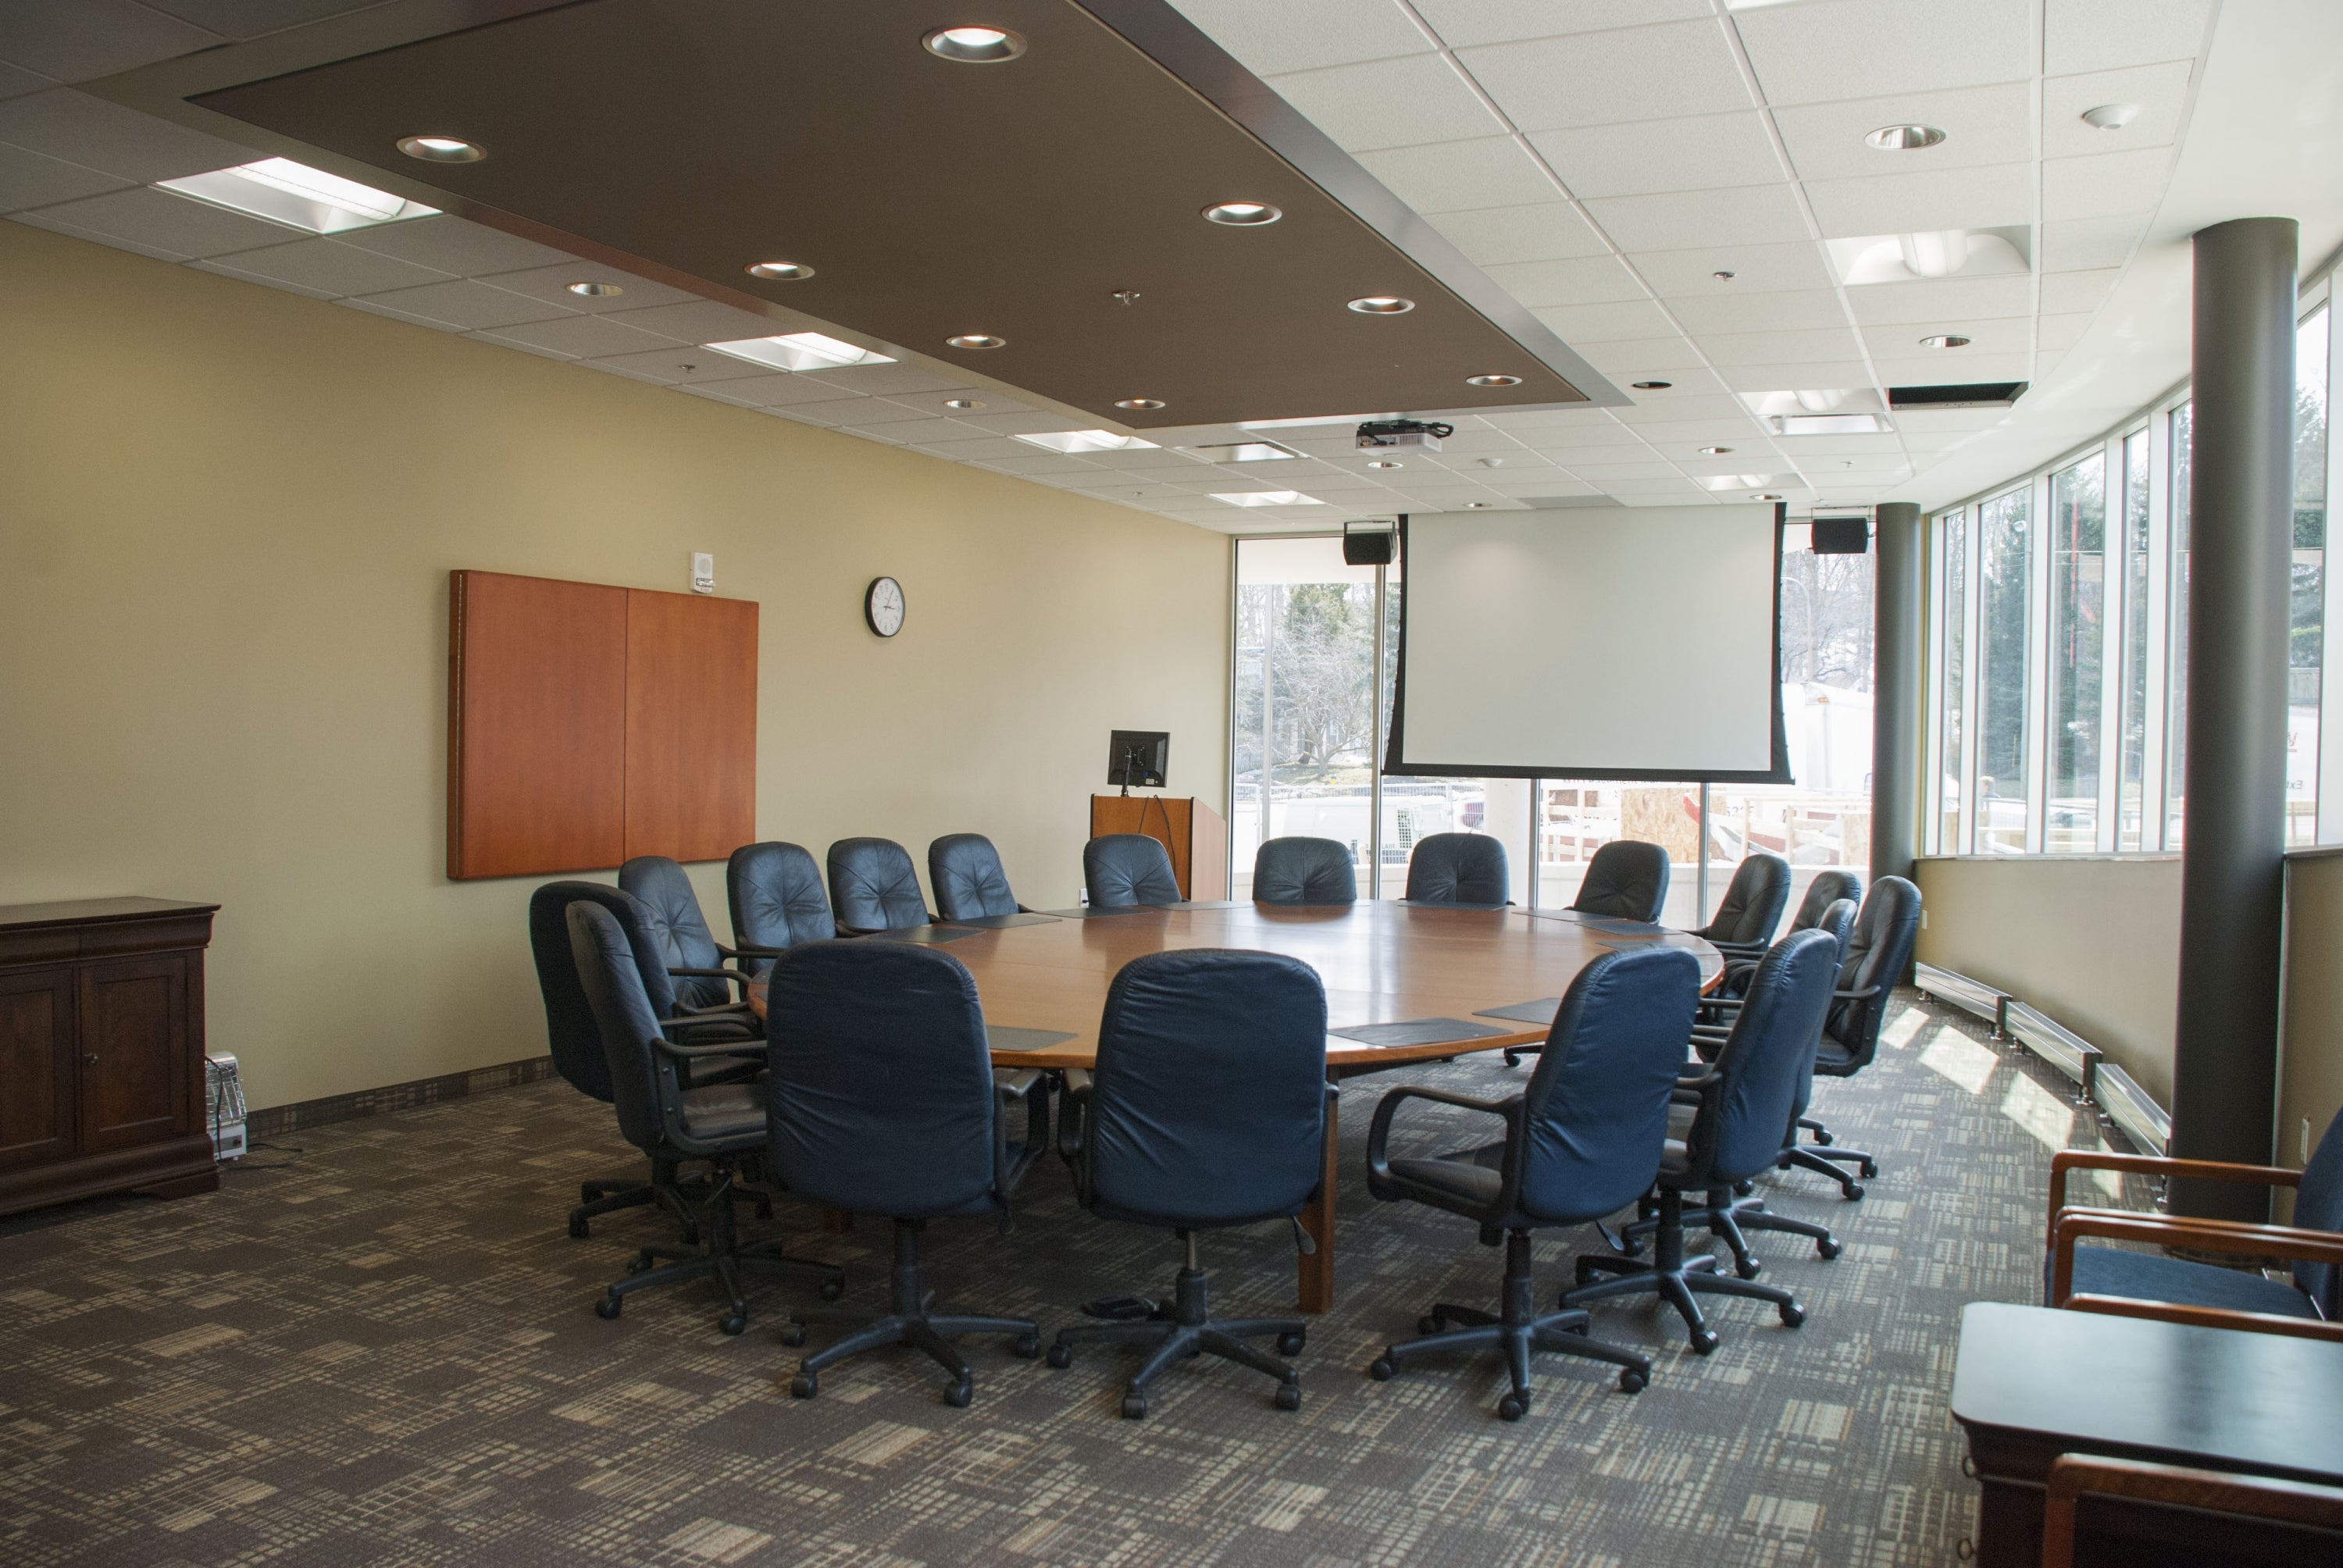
2060 1294 2343 1344
1831 982 1887 1003
1364 1085 1521 1188
728 942 787 957
1706 939 1769 957
2047 1210 2343 1306
2045 1149 2302 1241
652 1035 769 1061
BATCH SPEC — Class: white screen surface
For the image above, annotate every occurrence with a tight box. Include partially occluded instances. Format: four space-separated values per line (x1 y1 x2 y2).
1393 504 1781 777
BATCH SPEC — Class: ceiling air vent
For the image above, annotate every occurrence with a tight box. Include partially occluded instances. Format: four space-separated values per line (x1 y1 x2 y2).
1888 381 2029 410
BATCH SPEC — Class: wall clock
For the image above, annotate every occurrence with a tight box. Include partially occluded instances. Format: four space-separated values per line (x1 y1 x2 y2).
865 576 905 637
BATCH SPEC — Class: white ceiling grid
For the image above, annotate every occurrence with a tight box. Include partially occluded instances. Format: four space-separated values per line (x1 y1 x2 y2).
0 0 2313 534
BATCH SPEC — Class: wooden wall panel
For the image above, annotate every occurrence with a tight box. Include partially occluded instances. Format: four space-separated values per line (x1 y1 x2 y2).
447 571 627 878
624 588 758 864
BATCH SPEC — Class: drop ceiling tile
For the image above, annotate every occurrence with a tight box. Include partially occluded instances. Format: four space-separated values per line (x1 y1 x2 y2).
1410 0 1712 48
2043 147 2173 223
187 255 337 300
829 423 909 446
896 394 1037 421
477 262 701 313
1773 434 1906 457
2037 312 2097 351
2043 0 2215 75
1624 419 1775 446
778 397 936 427
141 1 401 37
2040 215 2147 272
1531 299 1679 343
1860 317 2031 357
2039 269 2120 315
1664 288 1849 335
1774 84 2035 184
1870 351 2033 385
1482 253 1648 308
1550 460 1679 480
1528 112 1782 198
580 347 772 385
1430 426 1535 454
796 364 967 397
350 278 573 331
1162 0 1432 76
2042 62 2194 159
1578 336 1714 374
1265 54 1504 152
1426 200 1608 265
1600 475 1710 493
861 417 976 446
1459 21 1752 134
712 373 890 409
1583 184 1811 251
1632 241 1835 295
337 296 467 333
968 451 1111 475
335 216 574 276
9 205 180 261
1846 275 2034 324
1702 326 1866 365
1805 162 2033 237
0 141 128 211
596 298 780 345
205 235 452 296
20 184 294 258
0 88 258 182
473 313 683 358
1717 361 1878 393
1356 137 1560 216
0 62 55 101
1734 0 2032 105
0 2 219 84
1610 394 1761 425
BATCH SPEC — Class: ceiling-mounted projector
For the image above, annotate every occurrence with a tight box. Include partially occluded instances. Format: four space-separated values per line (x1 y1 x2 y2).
1357 419 1453 453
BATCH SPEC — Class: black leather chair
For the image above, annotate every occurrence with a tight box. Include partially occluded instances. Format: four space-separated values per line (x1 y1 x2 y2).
1047 950 1328 1418
1691 851 1791 950
1253 836 1357 905
929 833 1026 921
1403 832 1509 905
1363 946 1703 1419
763 941 1043 1406
826 837 933 934
1084 833 1182 908
1569 839 1669 921
1717 868 1864 998
566 901 842 1332
1775 875 1921 1199
726 841 836 974
1563 928 1842 1352
619 855 765 1014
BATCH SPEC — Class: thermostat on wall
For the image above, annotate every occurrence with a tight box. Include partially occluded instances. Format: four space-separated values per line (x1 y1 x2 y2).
690 552 715 594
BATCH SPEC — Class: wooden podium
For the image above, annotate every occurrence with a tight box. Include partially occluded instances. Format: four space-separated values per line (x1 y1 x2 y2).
1089 795 1228 900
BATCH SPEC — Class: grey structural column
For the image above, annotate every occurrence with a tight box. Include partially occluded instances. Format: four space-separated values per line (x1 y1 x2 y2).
2172 216 2298 1221
1870 501 1924 891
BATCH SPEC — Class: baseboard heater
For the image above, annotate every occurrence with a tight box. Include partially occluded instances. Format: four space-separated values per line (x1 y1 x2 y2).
1913 962 2009 1035
2002 1000 2102 1099
2094 1063 2172 1156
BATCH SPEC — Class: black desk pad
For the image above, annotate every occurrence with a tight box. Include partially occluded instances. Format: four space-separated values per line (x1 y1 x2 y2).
1155 900 1246 910
986 1026 1077 1052
1474 997 1562 1025
941 912 1061 929
886 925 981 944
1036 906 1158 919
1331 1017 1511 1049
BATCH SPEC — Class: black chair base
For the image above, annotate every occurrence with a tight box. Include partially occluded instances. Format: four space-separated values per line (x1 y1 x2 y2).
785 1218 1038 1406
1778 1114 1878 1199
1619 1186 1842 1276
570 1162 772 1240
1564 1186 1806 1354
1368 1230 1652 1419
591 1162 841 1334
1500 1044 1542 1067
1048 1237 1304 1419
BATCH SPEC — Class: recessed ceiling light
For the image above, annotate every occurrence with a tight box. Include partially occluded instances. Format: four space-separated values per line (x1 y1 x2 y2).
946 333 1006 350
1754 493 1785 502
565 280 622 298
745 261 815 281
1769 412 1891 436
1211 491 1324 508
1466 373 1522 387
922 26 1025 62
1465 501 1495 508
703 332 897 372
397 135 483 163
1700 445 1733 456
1366 459 1403 470
157 158 440 233
1865 123 1945 151
1192 441 1301 464
2081 103 2140 131
1114 397 1166 411
1203 201 1282 226
1632 380 1672 390
943 398 982 409
1478 458 1504 469
1704 473 1778 490
1919 333 1971 349
1347 296 1414 315
1014 429 1161 454
1714 269 1737 280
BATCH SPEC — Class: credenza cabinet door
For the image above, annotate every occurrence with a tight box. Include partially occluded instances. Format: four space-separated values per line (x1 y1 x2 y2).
0 968 77 1171
77 955 191 1153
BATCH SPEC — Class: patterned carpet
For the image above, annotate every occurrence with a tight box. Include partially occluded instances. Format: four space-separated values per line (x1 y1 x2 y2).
0 993 2142 1567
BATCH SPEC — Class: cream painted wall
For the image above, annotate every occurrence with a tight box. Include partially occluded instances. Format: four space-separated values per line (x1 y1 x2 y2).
0 223 1229 1110
2281 851 2343 1173
1913 855 2181 1106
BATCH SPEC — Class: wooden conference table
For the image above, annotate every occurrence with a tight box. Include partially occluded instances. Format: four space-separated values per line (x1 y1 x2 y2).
754 900 1722 1313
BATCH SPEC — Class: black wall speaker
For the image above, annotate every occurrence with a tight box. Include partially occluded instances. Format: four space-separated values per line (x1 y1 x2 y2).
1342 526 1397 566
1810 516 1870 555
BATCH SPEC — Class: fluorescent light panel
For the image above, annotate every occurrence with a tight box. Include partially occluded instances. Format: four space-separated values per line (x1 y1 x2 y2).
1769 413 1892 436
703 332 897 372
1012 429 1161 454
1212 491 1323 508
157 159 438 233
1192 441 1302 463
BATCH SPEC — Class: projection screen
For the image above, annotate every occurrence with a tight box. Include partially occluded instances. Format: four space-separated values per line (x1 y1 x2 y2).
1386 504 1788 781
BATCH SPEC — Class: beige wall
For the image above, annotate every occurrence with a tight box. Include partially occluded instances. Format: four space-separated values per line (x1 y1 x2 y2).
1913 855 2181 1106
2282 851 2343 1171
0 223 1229 1110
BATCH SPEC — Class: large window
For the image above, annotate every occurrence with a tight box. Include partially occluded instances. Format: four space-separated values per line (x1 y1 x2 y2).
2046 455 2106 853
1976 486 2034 853
2294 305 2328 846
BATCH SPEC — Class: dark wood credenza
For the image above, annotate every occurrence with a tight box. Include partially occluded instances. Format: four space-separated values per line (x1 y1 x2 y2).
0 897 220 1218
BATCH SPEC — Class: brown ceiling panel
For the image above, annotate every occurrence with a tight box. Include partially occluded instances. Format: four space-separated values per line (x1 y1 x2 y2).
173 0 1617 429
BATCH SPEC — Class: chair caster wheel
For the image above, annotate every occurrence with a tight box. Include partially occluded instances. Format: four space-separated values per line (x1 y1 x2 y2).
1012 1334 1041 1360
719 1313 747 1337
1497 1393 1527 1422
1859 1159 1879 1178
754 1195 775 1219
1278 1331 1305 1356
1842 1182 1866 1202
1121 1392 1148 1420
1817 1236 1842 1261
779 1322 806 1348
625 1254 652 1276
594 1295 622 1320
1369 1356 1395 1382
1734 1256 1762 1281
943 1377 972 1409
568 1217 590 1240
1501 1051 1520 1068
1619 1236 1646 1259
1418 1315 1444 1336
1046 1342 1073 1370
819 1277 845 1302
1274 1381 1301 1412
1780 1302 1806 1328
1812 1130 1833 1146
790 1372 817 1399
1618 1367 1649 1395
1689 1328 1720 1356
1734 1179 1755 1197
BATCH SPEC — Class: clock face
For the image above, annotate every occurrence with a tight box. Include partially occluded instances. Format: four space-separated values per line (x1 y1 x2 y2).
865 576 905 637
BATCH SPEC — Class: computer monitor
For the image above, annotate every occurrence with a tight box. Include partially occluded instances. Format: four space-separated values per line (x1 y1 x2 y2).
1107 730 1168 791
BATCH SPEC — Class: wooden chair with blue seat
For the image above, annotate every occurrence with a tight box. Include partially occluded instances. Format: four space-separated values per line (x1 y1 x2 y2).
2045 1109 2343 1342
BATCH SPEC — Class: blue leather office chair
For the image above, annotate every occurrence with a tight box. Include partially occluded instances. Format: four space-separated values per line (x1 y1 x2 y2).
1691 851 1791 949
763 941 1043 1406
1047 950 1328 1418
929 833 1025 921
1084 833 1182 907
1403 832 1509 905
1363 946 1703 1418
826 837 933 934
620 855 762 1012
1717 868 1863 999
726 842 836 972
1570 839 1670 921
566 901 841 1333
1778 875 1921 1199
1254 836 1357 904
1564 928 1842 1352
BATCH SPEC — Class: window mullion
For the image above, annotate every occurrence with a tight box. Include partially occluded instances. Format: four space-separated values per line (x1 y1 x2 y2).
2143 409 2174 850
